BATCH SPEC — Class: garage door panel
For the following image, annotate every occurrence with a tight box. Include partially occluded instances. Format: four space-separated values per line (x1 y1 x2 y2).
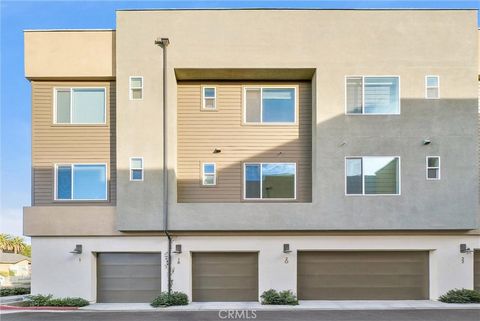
192 252 258 302
97 253 162 303
298 251 429 300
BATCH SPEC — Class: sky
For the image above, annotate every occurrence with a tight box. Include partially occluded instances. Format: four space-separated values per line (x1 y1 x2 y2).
1 1 479 240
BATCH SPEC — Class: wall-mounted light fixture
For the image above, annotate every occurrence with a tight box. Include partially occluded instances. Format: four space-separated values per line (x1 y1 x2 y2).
460 243 473 254
423 138 431 145
69 244 82 254
283 244 291 253
213 148 221 154
173 244 182 254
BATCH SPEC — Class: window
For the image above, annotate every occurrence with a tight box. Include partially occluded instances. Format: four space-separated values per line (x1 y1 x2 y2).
202 87 216 110
202 163 216 186
130 157 144 181
346 157 400 195
130 77 143 100
425 76 439 99
55 164 107 200
244 87 296 124
426 156 440 180
346 76 400 114
244 163 296 199
54 88 106 124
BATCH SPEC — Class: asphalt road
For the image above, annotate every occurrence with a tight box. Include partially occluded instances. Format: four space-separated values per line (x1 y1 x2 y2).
2 309 480 321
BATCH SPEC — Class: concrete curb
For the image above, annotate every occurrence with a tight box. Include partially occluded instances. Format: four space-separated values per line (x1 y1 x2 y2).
0 305 79 311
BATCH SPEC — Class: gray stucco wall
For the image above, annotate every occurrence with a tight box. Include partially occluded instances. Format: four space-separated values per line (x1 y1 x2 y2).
115 9 479 231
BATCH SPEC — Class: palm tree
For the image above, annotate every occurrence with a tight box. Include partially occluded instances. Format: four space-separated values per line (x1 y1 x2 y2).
10 236 26 254
0 234 13 253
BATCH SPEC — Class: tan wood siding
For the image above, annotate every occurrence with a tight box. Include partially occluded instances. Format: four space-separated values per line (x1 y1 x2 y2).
177 81 312 202
31 81 116 205
297 251 430 300
192 252 258 302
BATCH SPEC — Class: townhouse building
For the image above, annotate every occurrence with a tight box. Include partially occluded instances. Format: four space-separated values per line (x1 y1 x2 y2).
23 9 480 303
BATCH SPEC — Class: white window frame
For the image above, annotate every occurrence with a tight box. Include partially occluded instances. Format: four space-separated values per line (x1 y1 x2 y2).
243 86 298 125
53 87 107 125
243 162 297 200
130 157 144 181
53 163 108 201
425 75 440 99
426 156 441 180
202 162 216 186
344 76 401 115
344 156 401 196
129 76 144 101
201 86 216 110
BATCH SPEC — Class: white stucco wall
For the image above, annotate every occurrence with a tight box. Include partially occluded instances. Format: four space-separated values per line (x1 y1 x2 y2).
32 235 480 302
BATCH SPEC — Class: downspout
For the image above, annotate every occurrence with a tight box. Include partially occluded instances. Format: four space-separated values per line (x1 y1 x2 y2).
155 37 171 294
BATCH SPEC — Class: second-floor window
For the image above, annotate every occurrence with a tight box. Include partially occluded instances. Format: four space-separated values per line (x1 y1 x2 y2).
425 76 439 99
426 156 440 180
54 88 106 124
202 87 216 110
244 163 296 200
202 163 216 186
55 163 107 200
130 157 144 181
244 87 296 124
346 76 400 115
346 157 400 195
130 77 143 100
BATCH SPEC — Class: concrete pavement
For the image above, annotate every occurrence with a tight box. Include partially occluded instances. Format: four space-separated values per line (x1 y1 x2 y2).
2 309 480 321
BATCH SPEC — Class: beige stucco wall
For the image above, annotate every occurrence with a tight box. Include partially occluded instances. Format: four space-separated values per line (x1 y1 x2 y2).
116 9 479 231
24 30 116 79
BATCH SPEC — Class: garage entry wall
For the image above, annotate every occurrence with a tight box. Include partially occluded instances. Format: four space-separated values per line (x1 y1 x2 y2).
475 250 480 291
97 253 162 303
192 252 258 302
297 251 429 300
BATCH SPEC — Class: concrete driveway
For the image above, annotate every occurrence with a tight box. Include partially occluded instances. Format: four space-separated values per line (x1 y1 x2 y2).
2 309 480 321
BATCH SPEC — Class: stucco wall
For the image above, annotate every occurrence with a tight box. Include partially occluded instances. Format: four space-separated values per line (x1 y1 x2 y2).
115 10 479 231
31 235 480 301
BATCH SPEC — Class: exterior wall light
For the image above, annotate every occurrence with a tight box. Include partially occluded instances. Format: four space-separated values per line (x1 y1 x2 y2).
69 244 82 254
423 138 431 145
283 244 291 253
460 243 473 254
173 244 182 254
213 148 221 153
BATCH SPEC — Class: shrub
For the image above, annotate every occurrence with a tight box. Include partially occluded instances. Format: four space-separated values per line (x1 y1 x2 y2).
439 289 480 303
151 291 189 307
0 287 31 297
25 294 89 307
261 289 298 305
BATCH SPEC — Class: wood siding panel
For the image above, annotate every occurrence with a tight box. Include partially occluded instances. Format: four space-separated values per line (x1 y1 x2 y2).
31 81 116 205
177 82 312 203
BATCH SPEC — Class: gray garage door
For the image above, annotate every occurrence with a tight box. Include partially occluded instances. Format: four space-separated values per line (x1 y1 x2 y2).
298 251 429 300
192 252 258 302
475 250 480 291
97 253 162 303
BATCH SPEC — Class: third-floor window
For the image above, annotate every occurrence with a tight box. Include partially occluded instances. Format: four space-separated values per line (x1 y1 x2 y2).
54 87 106 124
244 87 296 124
346 76 400 115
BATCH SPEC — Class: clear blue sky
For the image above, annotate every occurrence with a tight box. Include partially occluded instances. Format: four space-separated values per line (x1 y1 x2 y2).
1 1 479 239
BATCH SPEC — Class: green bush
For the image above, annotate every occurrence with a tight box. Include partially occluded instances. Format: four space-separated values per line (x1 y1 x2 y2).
151 291 189 307
439 289 480 303
26 294 89 307
261 289 298 305
0 287 31 297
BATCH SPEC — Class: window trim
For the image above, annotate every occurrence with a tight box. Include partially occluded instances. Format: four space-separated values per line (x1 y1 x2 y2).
426 156 441 180
129 76 144 101
344 156 401 196
53 87 107 125
129 157 144 182
53 163 108 201
201 162 217 186
243 86 298 125
243 162 297 200
201 86 216 110
344 75 401 115
425 75 440 99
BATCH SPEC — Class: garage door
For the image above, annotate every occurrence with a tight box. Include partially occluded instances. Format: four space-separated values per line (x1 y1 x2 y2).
475 250 480 291
97 253 161 303
298 251 429 300
192 252 258 302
